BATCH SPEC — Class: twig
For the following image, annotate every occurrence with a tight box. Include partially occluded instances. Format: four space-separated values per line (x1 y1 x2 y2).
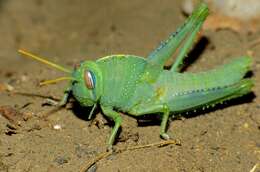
249 163 259 172
248 38 260 49
79 151 112 172
79 139 181 172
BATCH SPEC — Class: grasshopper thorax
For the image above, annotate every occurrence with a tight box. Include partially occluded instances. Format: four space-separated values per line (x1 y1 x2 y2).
71 61 103 106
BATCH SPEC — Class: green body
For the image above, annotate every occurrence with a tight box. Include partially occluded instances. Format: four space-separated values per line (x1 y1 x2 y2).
68 3 253 147
21 3 253 148
91 55 251 114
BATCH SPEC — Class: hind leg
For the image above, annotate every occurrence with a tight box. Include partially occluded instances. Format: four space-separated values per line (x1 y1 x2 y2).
130 104 170 140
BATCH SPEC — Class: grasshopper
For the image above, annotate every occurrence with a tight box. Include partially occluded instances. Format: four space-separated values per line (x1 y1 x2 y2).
19 3 253 149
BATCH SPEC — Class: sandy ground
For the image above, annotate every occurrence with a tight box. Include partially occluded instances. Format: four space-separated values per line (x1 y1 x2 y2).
0 0 259 172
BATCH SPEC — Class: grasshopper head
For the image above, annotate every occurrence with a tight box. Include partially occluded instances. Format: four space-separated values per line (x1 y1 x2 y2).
71 61 103 106
18 49 103 108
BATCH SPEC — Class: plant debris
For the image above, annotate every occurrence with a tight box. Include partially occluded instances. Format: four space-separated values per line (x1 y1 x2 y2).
79 140 181 172
0 83 14 92
0 105 25 126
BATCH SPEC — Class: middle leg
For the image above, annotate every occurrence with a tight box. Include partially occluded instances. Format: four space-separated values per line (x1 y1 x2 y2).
130 104 171 140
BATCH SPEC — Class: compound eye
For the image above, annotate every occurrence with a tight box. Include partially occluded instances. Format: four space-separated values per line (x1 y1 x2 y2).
84 70 95 89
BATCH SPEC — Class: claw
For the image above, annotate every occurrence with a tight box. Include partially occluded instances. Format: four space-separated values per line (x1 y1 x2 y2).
42 98 59 106
106 145 114 152
160 133 170 140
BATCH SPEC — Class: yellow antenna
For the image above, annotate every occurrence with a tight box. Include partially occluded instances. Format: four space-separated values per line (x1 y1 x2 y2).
18 49 72 73
39 77 76 86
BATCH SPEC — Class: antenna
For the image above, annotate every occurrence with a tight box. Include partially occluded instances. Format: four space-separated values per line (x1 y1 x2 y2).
18 49 72 73
40 77 76 86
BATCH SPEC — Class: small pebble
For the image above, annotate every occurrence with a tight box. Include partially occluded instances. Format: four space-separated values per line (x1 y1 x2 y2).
53 124 62 130
21 75 28 82
243 122 249 129
54 156 69 165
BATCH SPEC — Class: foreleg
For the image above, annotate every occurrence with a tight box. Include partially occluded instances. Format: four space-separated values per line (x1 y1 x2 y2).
59 84 72 106
101 106 122 149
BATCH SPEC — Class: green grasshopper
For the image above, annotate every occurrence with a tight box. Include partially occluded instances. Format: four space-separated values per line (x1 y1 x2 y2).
19 3 253 149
